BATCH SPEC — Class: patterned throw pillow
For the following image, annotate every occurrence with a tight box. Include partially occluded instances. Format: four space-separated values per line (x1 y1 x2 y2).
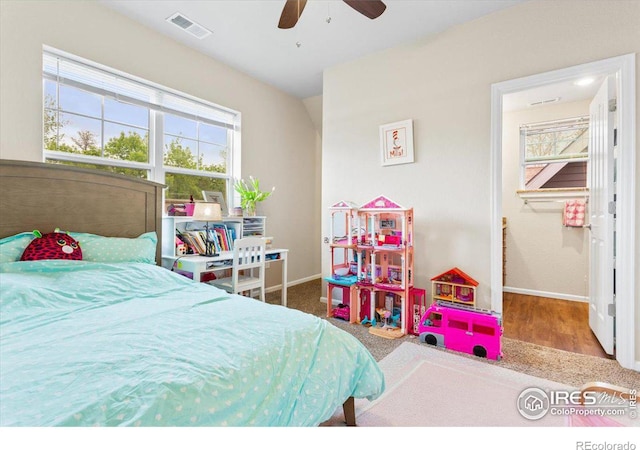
0 232 35 263
20 230 82 261
69 231 157 264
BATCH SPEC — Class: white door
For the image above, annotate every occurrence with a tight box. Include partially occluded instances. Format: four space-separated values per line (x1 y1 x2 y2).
588 76 615 355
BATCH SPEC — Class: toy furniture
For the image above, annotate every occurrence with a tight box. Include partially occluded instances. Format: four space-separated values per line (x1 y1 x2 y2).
210 237 267 301
408 287 426 336
326 201 360 320
326 195 421 338
431 267 478 307
357 195 414 337
418 300 503 360
358 288 372 323
326 279 359 323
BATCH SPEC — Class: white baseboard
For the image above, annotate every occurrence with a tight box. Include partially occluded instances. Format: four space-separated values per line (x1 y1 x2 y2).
503 286 588 303
319 296 341 306
265 273 321 293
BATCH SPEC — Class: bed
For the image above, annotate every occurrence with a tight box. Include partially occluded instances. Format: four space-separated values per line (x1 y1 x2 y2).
0 160 385 427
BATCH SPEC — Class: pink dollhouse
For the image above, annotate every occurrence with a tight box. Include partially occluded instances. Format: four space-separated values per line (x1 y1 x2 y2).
357 195 413 337
326 195 423 339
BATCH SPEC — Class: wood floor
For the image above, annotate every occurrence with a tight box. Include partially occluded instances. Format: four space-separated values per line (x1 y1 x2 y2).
503 292 610 359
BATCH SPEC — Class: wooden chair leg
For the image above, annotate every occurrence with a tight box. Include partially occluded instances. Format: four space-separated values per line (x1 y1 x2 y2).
343 396 356 426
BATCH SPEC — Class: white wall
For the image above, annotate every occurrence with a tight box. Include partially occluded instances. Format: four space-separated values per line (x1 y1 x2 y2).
0 0 321 287
322 0 639 360
502 100 590 299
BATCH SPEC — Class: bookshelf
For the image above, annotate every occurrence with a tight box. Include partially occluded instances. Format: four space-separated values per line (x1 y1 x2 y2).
162 216 266 258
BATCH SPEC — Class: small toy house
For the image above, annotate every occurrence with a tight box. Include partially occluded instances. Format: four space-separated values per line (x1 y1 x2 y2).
431 267 478 307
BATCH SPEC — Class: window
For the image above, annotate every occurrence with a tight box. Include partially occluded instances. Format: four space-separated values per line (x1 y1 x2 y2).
43 47 240 208
447 319 468 331
519 116 589 191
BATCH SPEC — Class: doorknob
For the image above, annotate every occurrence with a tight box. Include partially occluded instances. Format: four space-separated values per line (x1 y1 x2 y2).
583 224 592 230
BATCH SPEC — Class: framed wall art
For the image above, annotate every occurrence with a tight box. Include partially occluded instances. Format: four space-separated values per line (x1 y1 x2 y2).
380 119 414 166
201 190 228 217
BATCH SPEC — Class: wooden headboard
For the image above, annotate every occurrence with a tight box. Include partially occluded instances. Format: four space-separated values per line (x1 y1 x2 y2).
0 160 164 264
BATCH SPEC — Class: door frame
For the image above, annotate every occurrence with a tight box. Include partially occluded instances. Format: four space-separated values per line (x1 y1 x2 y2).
489 54 636 370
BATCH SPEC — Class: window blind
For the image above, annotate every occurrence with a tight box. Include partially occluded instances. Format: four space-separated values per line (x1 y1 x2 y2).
520 116 589 163
43 49 238 129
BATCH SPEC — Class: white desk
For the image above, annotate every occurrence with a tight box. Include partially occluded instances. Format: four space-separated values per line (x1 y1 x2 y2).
162 248 289 306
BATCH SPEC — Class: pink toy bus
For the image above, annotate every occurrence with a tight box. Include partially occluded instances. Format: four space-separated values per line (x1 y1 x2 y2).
418 300 503 360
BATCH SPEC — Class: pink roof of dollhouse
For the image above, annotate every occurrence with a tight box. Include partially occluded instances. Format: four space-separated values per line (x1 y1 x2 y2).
431 267 479 286
330 200 359 210
360 195 407 210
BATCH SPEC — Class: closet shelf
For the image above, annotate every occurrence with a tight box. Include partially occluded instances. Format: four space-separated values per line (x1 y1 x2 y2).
517 187 589 203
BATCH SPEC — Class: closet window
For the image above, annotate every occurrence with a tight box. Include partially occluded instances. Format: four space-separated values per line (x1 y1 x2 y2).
519 116 589 191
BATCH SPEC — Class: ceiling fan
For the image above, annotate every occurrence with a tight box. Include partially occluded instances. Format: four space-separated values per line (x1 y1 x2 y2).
278 0 387 29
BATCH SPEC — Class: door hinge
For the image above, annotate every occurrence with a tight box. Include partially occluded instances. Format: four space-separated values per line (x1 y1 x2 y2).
608 201 616 215
609 98 617 112
608 302 616 317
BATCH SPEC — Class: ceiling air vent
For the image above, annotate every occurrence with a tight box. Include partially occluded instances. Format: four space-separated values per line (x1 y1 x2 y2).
528 97 561 107
167 13 211 39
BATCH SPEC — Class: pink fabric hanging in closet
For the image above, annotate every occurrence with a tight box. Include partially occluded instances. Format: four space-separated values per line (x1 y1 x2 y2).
563 199 586 227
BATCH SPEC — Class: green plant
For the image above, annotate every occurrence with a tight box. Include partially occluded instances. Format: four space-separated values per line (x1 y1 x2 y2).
234 176 275 212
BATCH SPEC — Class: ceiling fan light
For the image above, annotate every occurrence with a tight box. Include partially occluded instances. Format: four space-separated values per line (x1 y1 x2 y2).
278 0 385 29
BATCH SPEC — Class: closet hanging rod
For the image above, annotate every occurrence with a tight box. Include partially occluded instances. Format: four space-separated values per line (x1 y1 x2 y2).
523 198 589 205
520 115 589 129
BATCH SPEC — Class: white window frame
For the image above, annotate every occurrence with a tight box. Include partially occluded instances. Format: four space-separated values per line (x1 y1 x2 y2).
42 46 241 208
518 116 589 198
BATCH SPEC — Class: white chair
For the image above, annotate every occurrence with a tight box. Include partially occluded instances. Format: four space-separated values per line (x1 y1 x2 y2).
210 237 266 301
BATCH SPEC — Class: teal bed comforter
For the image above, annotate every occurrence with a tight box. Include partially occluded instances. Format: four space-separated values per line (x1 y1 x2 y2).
0 261 384 426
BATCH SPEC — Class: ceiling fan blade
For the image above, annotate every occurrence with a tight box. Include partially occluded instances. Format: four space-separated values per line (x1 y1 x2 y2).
343 0 386 20
278 0 308 29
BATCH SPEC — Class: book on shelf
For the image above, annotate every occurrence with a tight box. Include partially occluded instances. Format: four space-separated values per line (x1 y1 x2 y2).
205 228 222 253
212 223 232 251
228 227 237 244
174 219 242 256
176 228 221 255
176 230 202 255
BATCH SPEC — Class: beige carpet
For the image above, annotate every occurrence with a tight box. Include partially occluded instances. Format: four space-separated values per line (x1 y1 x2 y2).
268 279 640 390
327 317 640 390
